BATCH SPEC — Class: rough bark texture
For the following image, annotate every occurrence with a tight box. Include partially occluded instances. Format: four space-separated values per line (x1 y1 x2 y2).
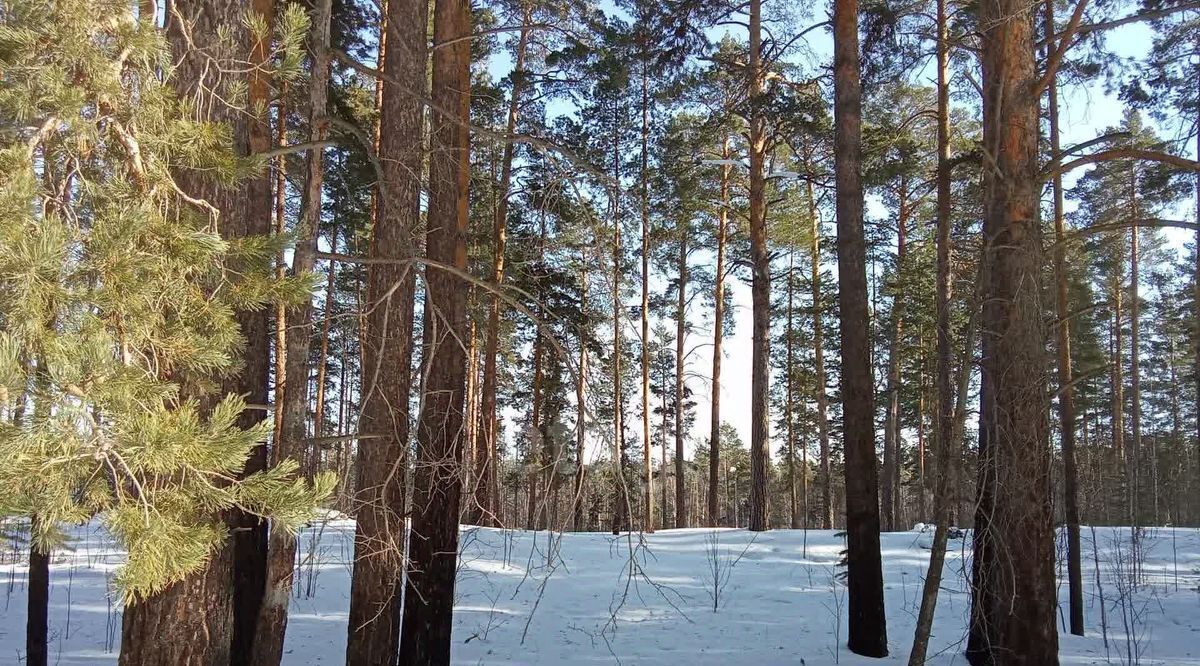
1045 0 1084 635
965 0 1059 659
122 1 272 662
475 6 530 527
832 0 888 655
747 0 771 533
396 0 471 659
345 0 425 659
252 0 331 662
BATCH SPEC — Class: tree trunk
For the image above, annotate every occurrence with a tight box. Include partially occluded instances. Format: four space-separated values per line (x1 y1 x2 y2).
397 0 471 658
1130 164 1142 530
808 179 834 530
345 0 425 659
881 181 908 532
965 0 1058 659
787 250 799 530
747 0 771 533
27 515 48 666
1044 0 1084 635
640 58 656 535
475 4 530 527
312 235 339 473
675 220 688 528
832 0 888 654
573 269 589 530
253 0 331 661
610 97 627 536
708 138 731 528
123 1 273 661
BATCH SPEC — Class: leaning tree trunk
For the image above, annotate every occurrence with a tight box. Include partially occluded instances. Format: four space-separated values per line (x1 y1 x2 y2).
1044 0 1084 635
807 179 835 530
345 0 425 659
253 1 331 661
832 0 888 655
122 1 273 661
397 0 471 659
965 0 1059 659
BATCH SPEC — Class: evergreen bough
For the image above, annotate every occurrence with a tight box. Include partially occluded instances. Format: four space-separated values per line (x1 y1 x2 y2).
0 0 333 602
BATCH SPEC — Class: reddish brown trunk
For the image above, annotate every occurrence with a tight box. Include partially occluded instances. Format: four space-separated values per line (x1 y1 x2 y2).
641 58 656 534
345 0 424 659
475 5 531 527
966 0 1058 659
833 0 888 653
397 0 471 658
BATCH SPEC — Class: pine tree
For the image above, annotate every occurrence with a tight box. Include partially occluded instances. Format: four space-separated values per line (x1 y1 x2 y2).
0 4 331 665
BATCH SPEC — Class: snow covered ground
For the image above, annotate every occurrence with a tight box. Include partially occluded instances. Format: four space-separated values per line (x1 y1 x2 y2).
1 521 1199 664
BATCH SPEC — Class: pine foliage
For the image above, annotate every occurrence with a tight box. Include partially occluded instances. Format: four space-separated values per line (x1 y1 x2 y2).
0 0 333 602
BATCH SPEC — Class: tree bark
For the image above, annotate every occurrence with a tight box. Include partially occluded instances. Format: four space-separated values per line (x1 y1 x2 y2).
397 0 471 658
573 268 589 530
345 0 425 659
832 0 888 654
747 0 771 533
965 0 1059 659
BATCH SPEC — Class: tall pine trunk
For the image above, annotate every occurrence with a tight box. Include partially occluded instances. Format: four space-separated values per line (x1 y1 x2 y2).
965 0 1058 659
806 179 834 530
747 0 771 533
475 5 531 527
640 58 655 534
253 1 332 660
881 182 908 532
397 0 471 657
675 221 688 527
345 0 425 659
708 140 731 527
832 0 888 654
1045 0 1084 634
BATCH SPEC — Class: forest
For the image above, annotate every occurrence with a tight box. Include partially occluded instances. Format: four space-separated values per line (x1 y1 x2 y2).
3 0 1200 663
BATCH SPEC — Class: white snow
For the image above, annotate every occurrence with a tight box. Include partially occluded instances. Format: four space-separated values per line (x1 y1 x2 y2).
2 522 1199 664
